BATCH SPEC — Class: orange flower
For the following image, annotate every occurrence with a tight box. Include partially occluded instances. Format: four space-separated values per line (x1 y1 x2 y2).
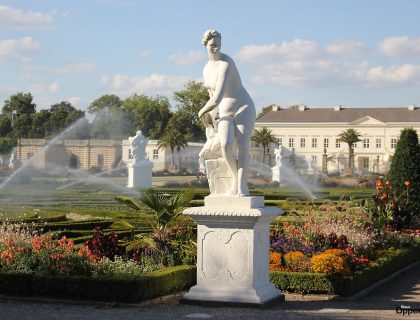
404 180 410 188
385 180 391 189
1 250 16 263
31 237 43 252
269 251 282 271
376 179 383 190
380 193 388 201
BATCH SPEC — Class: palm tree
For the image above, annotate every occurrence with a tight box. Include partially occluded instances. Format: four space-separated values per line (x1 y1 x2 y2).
338 128 362 169
157 127 188 167
252 127 278 165
115 188 194 231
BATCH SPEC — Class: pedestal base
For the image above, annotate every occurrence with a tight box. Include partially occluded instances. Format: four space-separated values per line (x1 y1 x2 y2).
127 161 152 188
183 196 283 305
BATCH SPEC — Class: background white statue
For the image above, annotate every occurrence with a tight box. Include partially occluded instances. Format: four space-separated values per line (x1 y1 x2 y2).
273 145 283 167
129 130 148 165
198 30 256 197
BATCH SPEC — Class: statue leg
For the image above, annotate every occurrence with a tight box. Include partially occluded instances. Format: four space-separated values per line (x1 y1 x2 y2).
234 105 256 197
218 118 238 195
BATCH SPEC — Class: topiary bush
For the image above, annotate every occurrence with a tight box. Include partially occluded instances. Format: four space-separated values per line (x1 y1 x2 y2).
387 128 420 227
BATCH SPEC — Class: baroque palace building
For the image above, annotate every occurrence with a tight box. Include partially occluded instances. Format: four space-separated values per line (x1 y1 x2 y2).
253 104 420 175
16 138 204 173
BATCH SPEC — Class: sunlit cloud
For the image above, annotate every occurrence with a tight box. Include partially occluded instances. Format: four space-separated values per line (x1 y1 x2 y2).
0 5 53 30
380 36 420 57
0 37 41 63
104 73 191 97
326 40 368 56
235 37 420 90
50 62 96 74
29 81 60 94
167 50 205 66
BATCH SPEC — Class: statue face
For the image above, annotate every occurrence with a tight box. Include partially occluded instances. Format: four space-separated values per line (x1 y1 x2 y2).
206 37 221 58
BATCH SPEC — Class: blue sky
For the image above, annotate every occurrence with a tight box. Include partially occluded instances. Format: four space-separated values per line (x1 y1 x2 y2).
1 0 420 113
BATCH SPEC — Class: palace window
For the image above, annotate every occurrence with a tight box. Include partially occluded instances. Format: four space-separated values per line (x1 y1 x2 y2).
153 149 159 159
278 138 282 146
335 139 341 148
323 138 329 148
391 138 397 149
300 138 306 148
312 138 317 148
128 148 133 159
376 138 382 148
289 138 294 148
363 139 370 149
311 155 317 164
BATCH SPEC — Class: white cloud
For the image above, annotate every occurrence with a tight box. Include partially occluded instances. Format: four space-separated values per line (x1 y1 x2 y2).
0 36 41 63
234 37 420 90
326 40 368 55
48 82 59 93
67 97 82 106
50 62 96 74
104 73 191 97
138 50 152 59
0 5 53 30
380 36 420 57
235 39 320 62
167 50 205 66
29 81 60 94
366 64 420 85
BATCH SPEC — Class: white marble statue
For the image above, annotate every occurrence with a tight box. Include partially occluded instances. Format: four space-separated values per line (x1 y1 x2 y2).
273 145 283 167
198 30 256 197
128 130 147 165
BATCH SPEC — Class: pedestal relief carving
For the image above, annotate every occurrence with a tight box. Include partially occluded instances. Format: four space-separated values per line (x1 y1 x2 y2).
182 196 284 305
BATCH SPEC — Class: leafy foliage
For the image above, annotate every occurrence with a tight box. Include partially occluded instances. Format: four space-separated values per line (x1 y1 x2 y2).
252 127 278 164
171 81 209 142
338 128 362 168
122 94 172 139
2 92 36 115
157 127 188 166
387 128 420 223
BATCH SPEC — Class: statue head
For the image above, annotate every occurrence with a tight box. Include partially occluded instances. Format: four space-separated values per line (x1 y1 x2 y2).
202 30 221 46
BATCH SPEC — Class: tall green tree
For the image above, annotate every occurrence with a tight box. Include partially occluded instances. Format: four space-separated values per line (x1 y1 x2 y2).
11 113 33 138
387 128 420 223
91 106 132 140
251 127 278 165
122 94 172 139
87 94 122 114
2 92 36 115
0 115 12 137
171 81 209 142
157 127 188 166
29 110 50 138
338 128 362 169
44 101 85 137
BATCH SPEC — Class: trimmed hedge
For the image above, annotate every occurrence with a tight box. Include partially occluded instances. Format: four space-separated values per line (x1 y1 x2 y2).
0 265 196 302
1 212 67 224
38 220 114 232
269 244 420 296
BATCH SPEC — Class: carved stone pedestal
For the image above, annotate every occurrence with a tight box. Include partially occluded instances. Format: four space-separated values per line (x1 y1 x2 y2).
182 196 284 306
127 161 152 188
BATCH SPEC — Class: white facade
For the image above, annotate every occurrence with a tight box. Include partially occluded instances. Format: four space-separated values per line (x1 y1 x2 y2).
122 139 204 173
254 105 420 175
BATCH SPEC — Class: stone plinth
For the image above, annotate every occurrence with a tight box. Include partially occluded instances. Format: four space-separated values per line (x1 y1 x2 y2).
205 159 232 194
127 161 152 188
182 196 284 305
271 167 282 183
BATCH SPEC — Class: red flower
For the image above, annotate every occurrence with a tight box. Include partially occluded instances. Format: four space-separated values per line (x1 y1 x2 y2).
376 180 383 190
385 180 391 189
404 180 410 188
380 193 388 201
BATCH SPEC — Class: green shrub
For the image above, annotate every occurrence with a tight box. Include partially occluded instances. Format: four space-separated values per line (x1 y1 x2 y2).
0 265 196 302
